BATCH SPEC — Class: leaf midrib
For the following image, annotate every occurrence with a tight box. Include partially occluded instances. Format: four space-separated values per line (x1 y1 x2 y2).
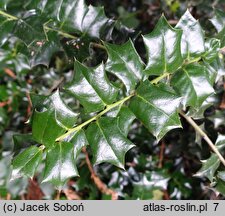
136 94 178 125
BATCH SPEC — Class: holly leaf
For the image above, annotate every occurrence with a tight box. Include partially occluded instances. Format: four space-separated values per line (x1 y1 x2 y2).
66 129 89 159
86 117 135 169
106 106 135 136
218 171 225 181
0 11 60 67
11 146 42 179
210 9 225 32
143 15 183 76
0 17 15 46
171 63 214 108
208 110 225 129
13 134 36 154
187 97 213 119
129 81 182 140
195 154 220 182
29 32 62 67
0 0 8 10
31 90 78 148
42 142 78 188
215 134 225 150
40 0 113 39
66 61 118 113
203 38 220 63
210 9 225 47
203 55 225 84
195 134 225 182
104 39 145 92
116 106 135 136
176 10 205 58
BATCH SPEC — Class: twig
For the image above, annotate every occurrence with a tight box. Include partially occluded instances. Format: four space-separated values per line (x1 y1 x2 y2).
63 189 81 200
0 99 11 107
158 141 165 168
151 73 169 84
179 111 225 166
6 193 11 200
90 42 106 50
219 82 225 109
163 190 170 200
26 179 44 200
44 25 77 40
26 92 32 120
0 10 18 20
4 68 16 79
56 93 134 141
82 147 118 200
56 72 169 142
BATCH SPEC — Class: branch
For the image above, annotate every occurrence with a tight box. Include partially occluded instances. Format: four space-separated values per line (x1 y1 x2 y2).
56 73 170 142
0 99 11 108
4 68 16 79
179 111 225 166
82 147 118 200
158 141 165 168
0 10 18 20
56 93 135 141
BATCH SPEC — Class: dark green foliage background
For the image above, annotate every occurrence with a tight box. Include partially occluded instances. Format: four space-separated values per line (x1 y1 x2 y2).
0 0 225 199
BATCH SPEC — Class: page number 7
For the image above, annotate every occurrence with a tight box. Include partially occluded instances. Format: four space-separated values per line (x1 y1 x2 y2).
213 203 219 211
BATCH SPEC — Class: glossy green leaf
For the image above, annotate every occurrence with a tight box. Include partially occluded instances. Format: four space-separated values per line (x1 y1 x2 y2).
218 171 225 181
217 27 225 47
117 107 135 136
195 154 220 182
204 55 225 83
208 110 225 129
176 10 205 58
215 179 225 196
129 81 182 140
30 32 62 67
13 134 36 154
143 15 183 75
0 18 15 46
66 129 88 159
0 0 8 10
214 55 225 80
210 9 225 32
66 61 118 113
31 90 78 148
42 142 78 188
215 134 225 150
40 0 113 39
0 11 58 66
86 117 135 169
203 38 220 63
104 39 145 92
32 111 65 148
187 98 213 119
12 146 42 179
105 106 135 136
210 9 225 47
195 134 225 182
171 63 214 108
